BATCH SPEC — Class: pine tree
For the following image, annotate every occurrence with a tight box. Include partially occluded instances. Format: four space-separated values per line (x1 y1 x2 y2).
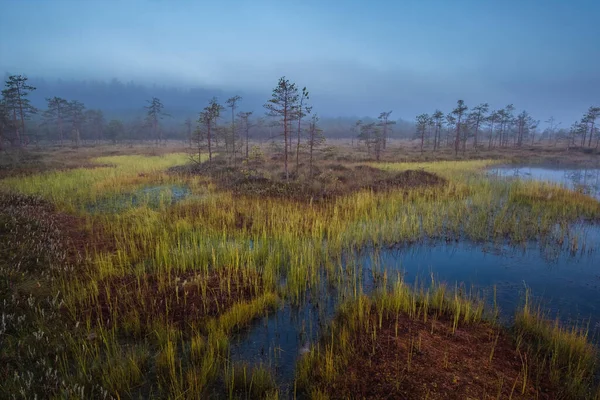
307 114 325 177
144 97 168 144
43 97 69 144
451 100 468 156
467 103 489 149
238 111 254 159
264 77 300 180
2 75 37 146
377 111 395 150
66 100 86 147
225 95 242 166
431 110 444 151
197 97 223 162
294 87 310 173
415 113 429 153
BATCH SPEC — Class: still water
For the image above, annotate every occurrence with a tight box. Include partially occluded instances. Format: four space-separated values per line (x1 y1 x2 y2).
489 165 600 200
230 166 600 395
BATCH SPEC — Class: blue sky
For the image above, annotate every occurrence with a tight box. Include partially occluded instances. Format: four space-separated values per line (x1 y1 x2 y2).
1 0 598 121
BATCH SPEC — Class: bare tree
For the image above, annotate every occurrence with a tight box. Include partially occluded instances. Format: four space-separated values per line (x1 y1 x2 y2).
264 77 300 180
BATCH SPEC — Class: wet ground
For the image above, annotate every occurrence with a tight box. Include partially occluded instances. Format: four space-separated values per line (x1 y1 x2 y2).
230 229 600 394
87 184 191 213
230 166 600 396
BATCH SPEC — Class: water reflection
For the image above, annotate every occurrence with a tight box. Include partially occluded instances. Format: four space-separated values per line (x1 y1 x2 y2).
230 227 600 394
86 184 191 213
490 166 600 200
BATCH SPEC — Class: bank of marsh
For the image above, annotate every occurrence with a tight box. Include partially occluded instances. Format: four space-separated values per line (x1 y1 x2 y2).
1 150 599 398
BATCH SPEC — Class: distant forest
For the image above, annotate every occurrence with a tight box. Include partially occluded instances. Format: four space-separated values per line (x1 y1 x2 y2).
0 74 414 144
0 74 598 153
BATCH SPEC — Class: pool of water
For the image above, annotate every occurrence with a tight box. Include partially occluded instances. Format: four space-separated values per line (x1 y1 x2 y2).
230 226 600 395
86 184 191 213
229 165 600 396
489 165 600 200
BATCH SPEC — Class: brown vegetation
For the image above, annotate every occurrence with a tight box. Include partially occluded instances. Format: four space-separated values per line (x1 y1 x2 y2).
81 268 263 334
171 156 446 201
312 308 559 399
0 192 112 269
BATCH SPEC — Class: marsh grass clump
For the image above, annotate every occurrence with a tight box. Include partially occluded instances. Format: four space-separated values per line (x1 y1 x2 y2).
297 281 600 399
223 362 279 399
2 149 600 398
170 156 447 201
513 291 599 399
78 268 264 336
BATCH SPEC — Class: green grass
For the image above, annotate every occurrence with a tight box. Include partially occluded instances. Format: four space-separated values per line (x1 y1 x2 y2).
1 151 599 398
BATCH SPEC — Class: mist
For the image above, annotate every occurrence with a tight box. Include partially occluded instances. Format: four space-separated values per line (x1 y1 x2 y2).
1 0 599 127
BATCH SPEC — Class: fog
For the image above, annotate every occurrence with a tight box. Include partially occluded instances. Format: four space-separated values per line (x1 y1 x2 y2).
1 0 599 126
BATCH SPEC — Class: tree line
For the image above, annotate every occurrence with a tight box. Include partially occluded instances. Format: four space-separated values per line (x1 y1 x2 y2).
402 101 599 154
0 75 126 148
2 74 598 161
190 77 325 179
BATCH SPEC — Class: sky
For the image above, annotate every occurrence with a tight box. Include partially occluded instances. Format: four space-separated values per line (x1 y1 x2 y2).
0 0 599 122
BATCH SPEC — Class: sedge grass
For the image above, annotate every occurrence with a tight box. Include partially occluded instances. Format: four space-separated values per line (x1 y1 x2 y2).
2 153 599 398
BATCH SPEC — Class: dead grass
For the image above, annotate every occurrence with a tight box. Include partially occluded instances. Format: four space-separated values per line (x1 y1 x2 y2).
80 268 263 334
0 142 188 179
304 306 581 399
171 156 446 201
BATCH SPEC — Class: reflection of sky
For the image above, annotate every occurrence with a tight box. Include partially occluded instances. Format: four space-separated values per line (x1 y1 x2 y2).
231 231 600 393
491 166 600 200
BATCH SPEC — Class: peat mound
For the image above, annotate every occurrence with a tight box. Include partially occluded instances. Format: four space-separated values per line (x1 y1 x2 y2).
306 310 561 399
82 269 262 333
170 161 446 201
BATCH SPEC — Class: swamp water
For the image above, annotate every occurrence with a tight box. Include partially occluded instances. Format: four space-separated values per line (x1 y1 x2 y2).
86 184 191 213
489 165 600 200
230 166 600 395
230 231 600 394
